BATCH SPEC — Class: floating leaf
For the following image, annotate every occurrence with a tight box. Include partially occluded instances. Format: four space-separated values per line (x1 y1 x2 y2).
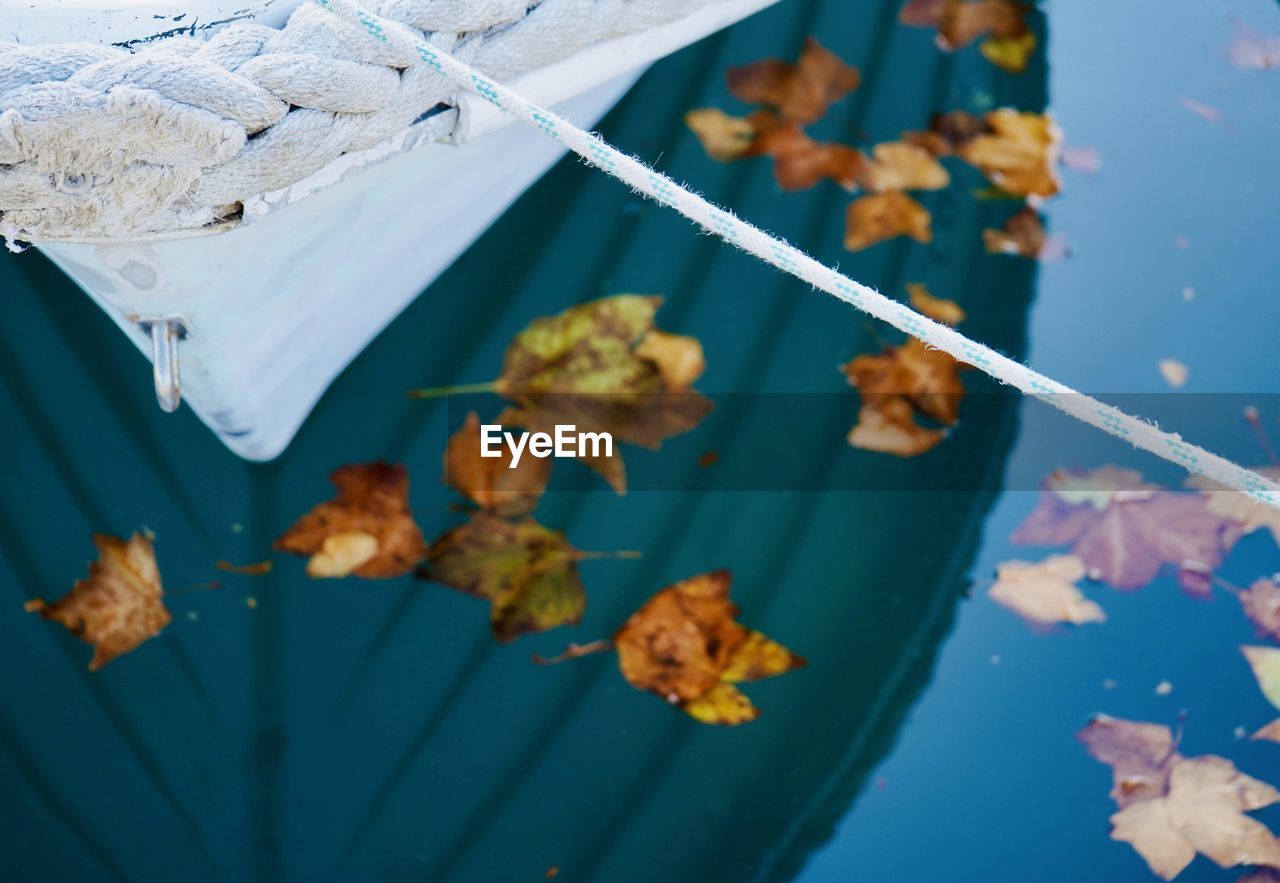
989 554 1105 627
1159 358 1190 389
1062 145 1103 174
685 109 867 191
423 513 587 642
306 532 379 579
1013 467 1233 591
1180 98 1221 124
445 412 550 517
215 559 273 576
981 30 1037 73
858 141 950 192
899 0 1031 51
904 110 987 156
842 338 966 457
726 37 860 124
489 296 712 494
906 283 966 326
1245 645 1280 741
1080 715 1280 880
1227 20 1280 71
25 533 171 670
1241 580 1280 642
958 109 1061 198
983 206 1048 258
613 570 804 725
845 191 933 251
275 462 427 579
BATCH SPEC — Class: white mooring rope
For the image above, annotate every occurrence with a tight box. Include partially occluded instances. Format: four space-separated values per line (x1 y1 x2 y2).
316 0 1280 510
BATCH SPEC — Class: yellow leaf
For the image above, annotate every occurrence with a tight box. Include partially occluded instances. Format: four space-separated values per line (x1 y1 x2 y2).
981 31 1037 74
683 682 759 726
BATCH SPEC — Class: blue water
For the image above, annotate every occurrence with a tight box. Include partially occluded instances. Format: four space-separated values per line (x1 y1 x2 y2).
0 1 1278 881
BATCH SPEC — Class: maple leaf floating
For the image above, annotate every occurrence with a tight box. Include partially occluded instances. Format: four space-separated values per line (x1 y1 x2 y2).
492 295 713 494
445 412 550 517
614 570 804 725
906 283 965 326
1012 467 1233 592
988 554 1106 628
275 462 427 578
899 0 1036 72
958 109 1061 198
423 513 588 642
1244 646 1280 743
844 191 933 251
726 37 860 125
1079 715 1280 880
26 533 171 670
983 206 1049 258
1227 21 1280 71
842 338 966 457
685 108 866 191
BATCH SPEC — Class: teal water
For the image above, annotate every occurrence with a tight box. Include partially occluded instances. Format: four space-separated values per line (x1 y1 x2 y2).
0 1 1278 882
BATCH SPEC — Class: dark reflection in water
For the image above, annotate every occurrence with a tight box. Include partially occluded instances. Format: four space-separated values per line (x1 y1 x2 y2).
0 0 1068 881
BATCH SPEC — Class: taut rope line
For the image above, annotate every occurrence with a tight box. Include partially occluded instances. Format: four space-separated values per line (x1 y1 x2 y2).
316 0 1280 509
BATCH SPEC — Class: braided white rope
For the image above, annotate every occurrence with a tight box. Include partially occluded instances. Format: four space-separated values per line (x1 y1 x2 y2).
0 0 713 244
314 0 1280 509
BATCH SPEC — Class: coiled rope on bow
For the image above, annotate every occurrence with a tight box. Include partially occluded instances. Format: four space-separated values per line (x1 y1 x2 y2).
311 0 1280 509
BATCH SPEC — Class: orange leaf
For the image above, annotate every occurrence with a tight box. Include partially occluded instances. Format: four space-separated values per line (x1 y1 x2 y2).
726 37 860 124
957 108 1061 198
842 338 966 457
983 206 1047 258
858 141 950 192
900 0 1031 51
844 191 933 251
906 283 966 326
445 412 550 517
275 462 427 579
26 533 171 670
748 112 868 191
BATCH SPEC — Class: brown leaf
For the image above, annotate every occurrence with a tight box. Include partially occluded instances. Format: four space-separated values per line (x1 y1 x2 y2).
633 330 706 390
845 191 933 251
495 295 713 494
899 0 1031 50
726 37 860 124
684 108 757 161
989 554 1106 627
983 206 1048 258
613 570 804 724
748 112 868 191
844 336 967 426
215 559 274 576
275 462 427 579
445 412 550 517
857 141 950 192
906 283 966 326
1082 715 1280 879
958 109 1061 198
903 110 987 156
1240 579 1280 642
26 533 171 670
423 513 586 642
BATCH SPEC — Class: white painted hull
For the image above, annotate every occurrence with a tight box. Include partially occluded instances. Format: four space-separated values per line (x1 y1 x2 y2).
10 0 779 460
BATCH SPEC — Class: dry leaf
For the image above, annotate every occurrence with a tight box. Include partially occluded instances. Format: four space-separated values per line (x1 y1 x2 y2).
749 113 868 191
845 191 933 250
633 330 706 391
989 554 1106 627
981 29 1037 73
1240 580 1280 643
445 412 550 517
423 513 587 642
1227 20 1280 71
26 533 170 670
1159 359 1190 389
275 462 427 579
726 37 860 124
613 570 804 725
906 283 966 325
904 110 987 156
857 141 950 192
1245 645 1280 741
899 0 1031 50
684 108 757 161
1013 466 1233 591
842 338 966 457
983 206 1052 258
1080 715 1280 879
215 559 273 576
958 108 1061 198
493 296 712 494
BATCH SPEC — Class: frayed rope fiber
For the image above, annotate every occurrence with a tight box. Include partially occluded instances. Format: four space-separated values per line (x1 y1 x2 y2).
314 0 1280 510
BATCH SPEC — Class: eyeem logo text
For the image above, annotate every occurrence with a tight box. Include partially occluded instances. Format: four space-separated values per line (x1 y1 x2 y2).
481 425 613 468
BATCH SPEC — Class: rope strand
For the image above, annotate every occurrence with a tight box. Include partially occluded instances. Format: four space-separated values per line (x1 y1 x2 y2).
315 0 1280 511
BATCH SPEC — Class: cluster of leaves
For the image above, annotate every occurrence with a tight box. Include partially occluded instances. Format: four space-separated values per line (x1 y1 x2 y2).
899 0 1038 74
26 298 799 725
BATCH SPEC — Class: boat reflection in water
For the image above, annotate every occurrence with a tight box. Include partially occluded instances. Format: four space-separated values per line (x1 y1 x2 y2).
0 0 1047 880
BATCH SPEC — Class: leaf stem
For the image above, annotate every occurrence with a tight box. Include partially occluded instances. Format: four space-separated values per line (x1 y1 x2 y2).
532 639 612 665
577 550 643 561
407 380 500 400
